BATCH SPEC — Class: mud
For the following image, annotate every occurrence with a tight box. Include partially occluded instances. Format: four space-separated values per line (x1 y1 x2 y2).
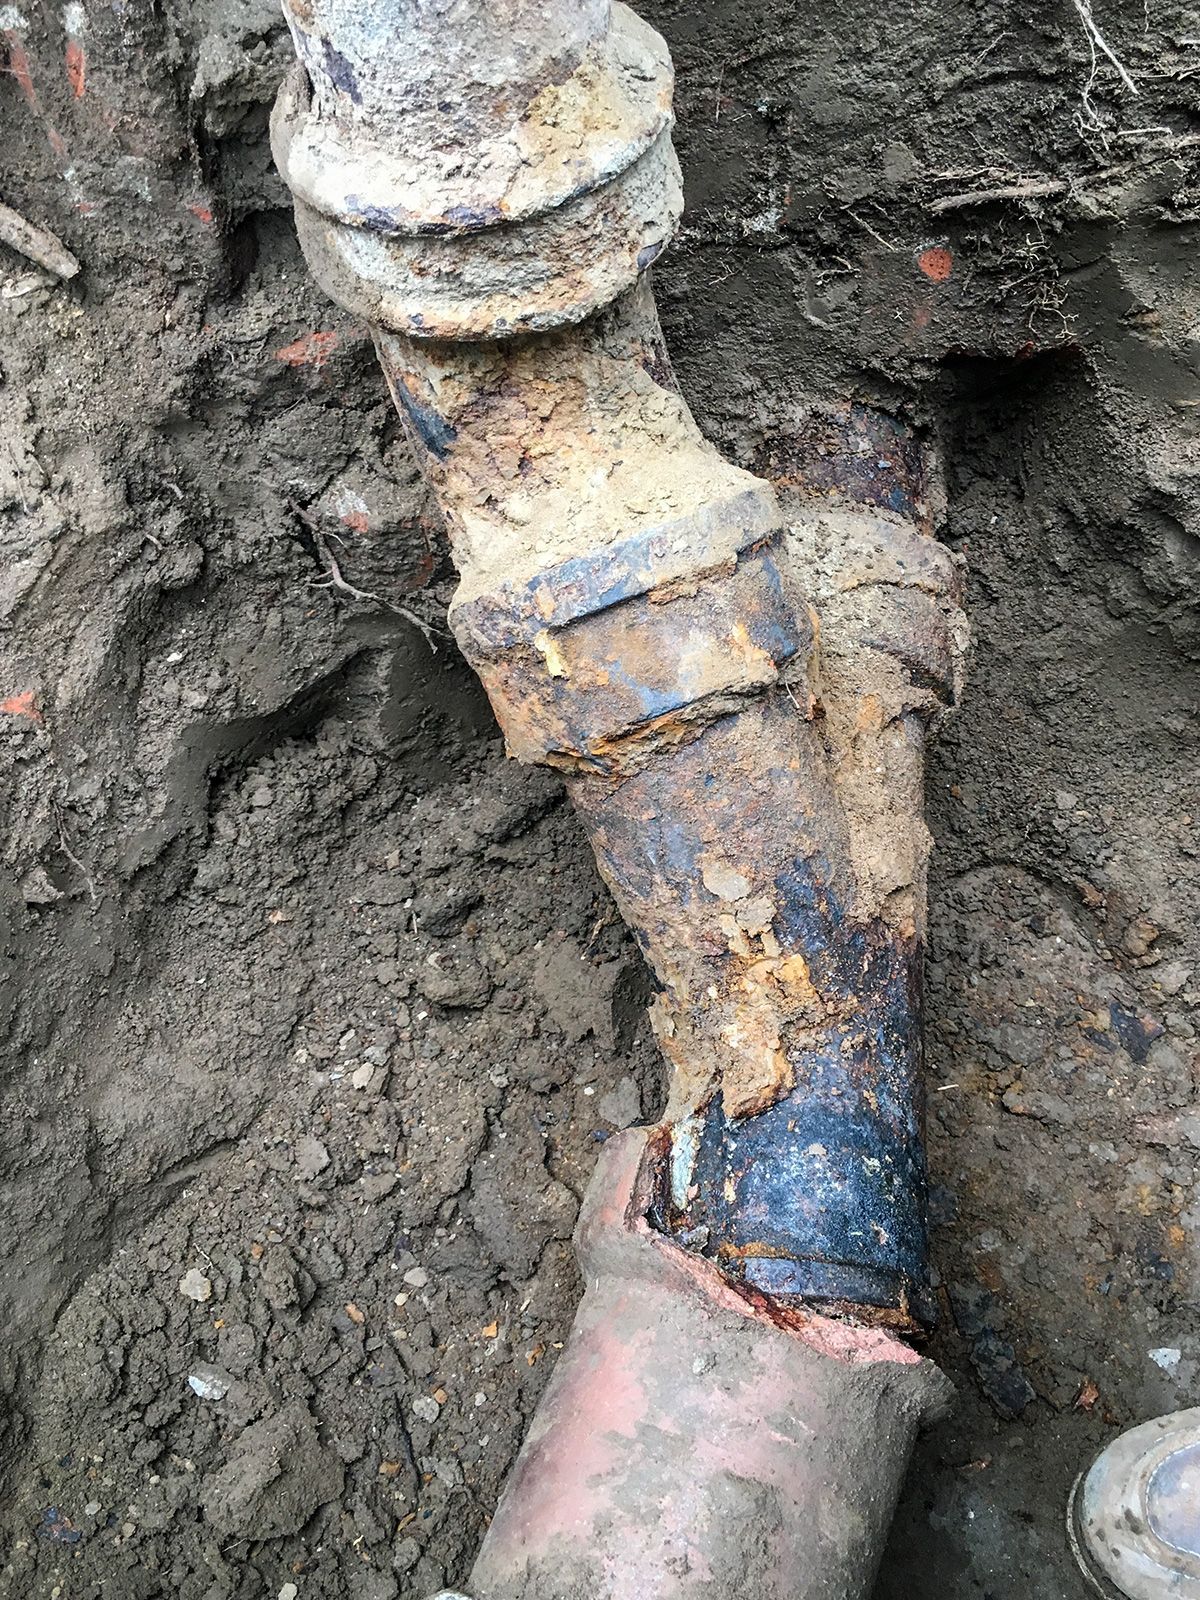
2 0 1199 1597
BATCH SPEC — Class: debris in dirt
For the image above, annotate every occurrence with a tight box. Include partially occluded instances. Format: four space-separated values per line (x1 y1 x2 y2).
279 1586 299 1600
1107 1001 1164 1062
187 1366 231 1401
420 947 492 1009
403 1266 429 1289
37 1506 82 1544
0 199 81 280
178 1268 213 1303
412 1394 440 1422
20 865 62 905
294 1133 330 1179
1074 1378 1101 1411
200 1400 344 1538
949 1283 1037 1420
1149 1347 1181 1372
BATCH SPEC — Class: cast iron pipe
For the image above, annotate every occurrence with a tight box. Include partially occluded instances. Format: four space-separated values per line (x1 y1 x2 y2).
273 2 965 1593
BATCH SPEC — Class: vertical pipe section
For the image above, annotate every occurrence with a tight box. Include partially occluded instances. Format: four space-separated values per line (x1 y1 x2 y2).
375 302 965 1329
273 3 965 1591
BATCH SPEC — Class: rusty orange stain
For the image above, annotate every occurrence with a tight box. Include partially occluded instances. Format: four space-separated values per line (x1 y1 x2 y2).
2 690 42 723
65 37 85 98
917 245 953 283
5 35 38 108
339 507 369 533
274 331 340 369
400 549 436 592
187 200 214 225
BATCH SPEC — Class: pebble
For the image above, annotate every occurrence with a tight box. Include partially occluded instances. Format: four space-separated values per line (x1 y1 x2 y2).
350 1064 374 1091
83 1501 101 1517
403 1266 429 1289
411 1394 440 1422
279 1586 299 1600
178 1269 212 1303
188 1367 230 1401
1150 1347 1182 1371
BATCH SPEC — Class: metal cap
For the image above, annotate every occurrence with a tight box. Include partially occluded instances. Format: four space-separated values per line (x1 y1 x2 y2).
1070 1408 1200 1599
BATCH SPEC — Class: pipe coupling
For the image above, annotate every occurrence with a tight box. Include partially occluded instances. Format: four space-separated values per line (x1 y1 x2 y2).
271 1 682 339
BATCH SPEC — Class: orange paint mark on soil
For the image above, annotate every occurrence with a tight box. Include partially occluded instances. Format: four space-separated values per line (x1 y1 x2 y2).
2 690 43 723
274 331 340 369
65 37 85 98
187 200 214 225
917 245 953 283
5 35 38 108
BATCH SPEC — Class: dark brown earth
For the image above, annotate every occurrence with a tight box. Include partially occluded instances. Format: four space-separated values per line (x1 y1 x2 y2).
2 1 1198 1596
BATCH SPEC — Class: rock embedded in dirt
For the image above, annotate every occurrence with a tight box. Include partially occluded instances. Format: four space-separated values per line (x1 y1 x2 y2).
200 1399 345 1538
598 1076 641 1129
178 1268 213 1303
187 1365 231 1401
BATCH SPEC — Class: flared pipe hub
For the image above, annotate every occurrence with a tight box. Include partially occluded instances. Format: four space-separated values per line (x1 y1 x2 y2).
272 0 682 338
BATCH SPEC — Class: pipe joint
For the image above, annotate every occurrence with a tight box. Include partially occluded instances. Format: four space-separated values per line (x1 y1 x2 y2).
272 1 682 340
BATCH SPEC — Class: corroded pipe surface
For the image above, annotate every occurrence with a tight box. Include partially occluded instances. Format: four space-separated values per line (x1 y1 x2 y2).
274 0 967 1332
375 299 965 1326
274 0 967 1589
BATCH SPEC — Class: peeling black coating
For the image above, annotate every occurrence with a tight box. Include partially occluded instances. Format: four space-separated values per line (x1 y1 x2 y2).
391 384 459 460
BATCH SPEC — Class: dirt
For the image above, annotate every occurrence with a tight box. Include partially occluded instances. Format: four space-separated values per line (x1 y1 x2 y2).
1 0 1198 1597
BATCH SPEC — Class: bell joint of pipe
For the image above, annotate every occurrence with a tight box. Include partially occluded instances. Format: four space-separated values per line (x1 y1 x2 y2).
271 1 683 341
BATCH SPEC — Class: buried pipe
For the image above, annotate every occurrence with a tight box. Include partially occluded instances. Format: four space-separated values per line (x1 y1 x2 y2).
273 3 966 1595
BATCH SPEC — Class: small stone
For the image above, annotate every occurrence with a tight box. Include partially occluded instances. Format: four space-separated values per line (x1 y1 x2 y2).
411 1395 440 1423
250 785 273 808
279 1586 299 1600
188 1366 230 1401
83 1502 101 1517
21 865 62 905
403 1266 429 1289
179 1269 212 1303
1150 1347 1182 1371
350 1064 374 1091
1157 960 1194 996
393 1536 420 1573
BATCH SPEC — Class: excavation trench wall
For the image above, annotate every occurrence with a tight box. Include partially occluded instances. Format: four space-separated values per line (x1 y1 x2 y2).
1 1 1198 1596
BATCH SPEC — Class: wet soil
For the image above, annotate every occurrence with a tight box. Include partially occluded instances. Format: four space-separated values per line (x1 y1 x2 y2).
2 1 1199 1596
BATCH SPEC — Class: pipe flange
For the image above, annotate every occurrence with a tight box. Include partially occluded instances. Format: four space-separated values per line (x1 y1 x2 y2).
271 2 683 340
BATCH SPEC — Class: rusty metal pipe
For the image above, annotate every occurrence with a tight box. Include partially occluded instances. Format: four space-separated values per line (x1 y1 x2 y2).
273 1 966 1592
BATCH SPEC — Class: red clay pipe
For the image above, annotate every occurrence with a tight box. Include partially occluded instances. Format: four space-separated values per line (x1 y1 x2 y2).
464 1129 951 1600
